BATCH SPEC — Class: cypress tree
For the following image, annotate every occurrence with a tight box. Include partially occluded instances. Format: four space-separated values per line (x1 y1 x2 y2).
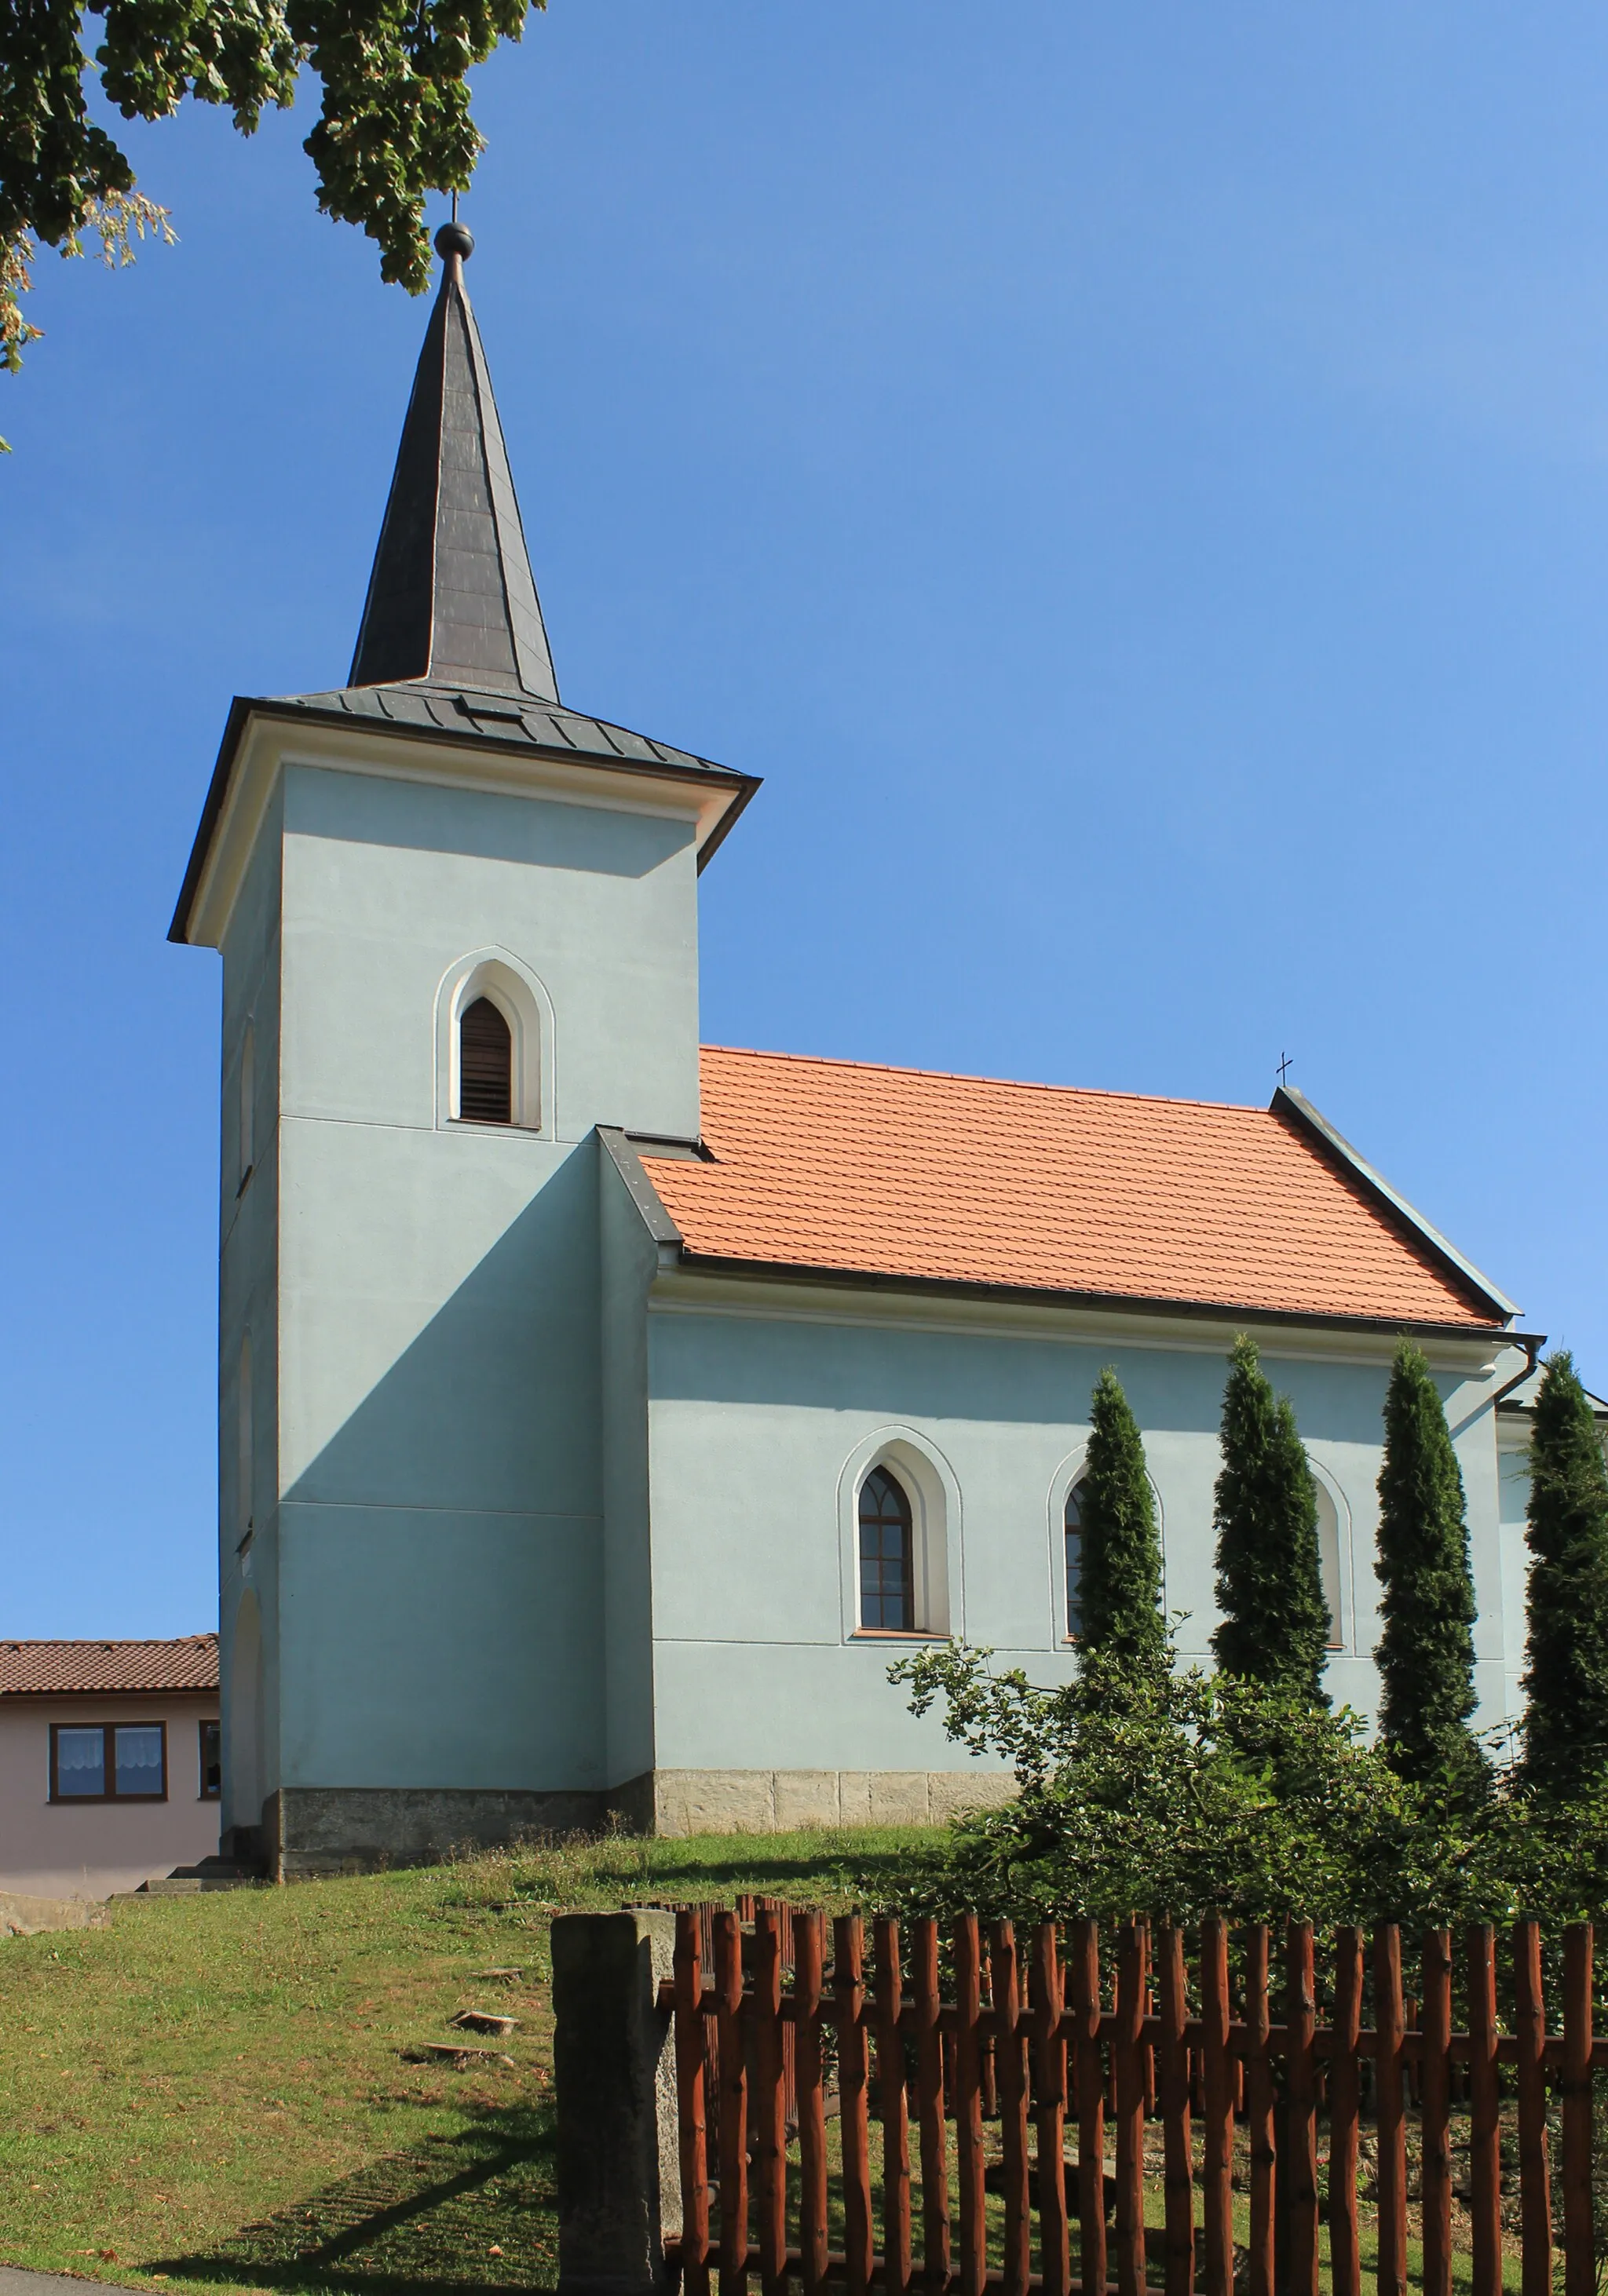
1374 1338 1484 1794
1522 1351 1608 1797
1211 1334 1331 1703
1078 1367 1166 1674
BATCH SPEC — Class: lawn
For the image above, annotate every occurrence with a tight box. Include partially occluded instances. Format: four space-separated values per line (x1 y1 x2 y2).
0 1827 926 2296
0 1828 1536 2296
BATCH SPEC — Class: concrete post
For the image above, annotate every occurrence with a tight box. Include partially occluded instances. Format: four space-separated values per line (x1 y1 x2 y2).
553 1908 682 2296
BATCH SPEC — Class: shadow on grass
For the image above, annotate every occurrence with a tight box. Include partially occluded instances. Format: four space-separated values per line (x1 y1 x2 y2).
584 1846 934 1898
151 2106 557 2296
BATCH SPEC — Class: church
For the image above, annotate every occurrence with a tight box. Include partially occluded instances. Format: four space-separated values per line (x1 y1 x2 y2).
173 223 1544 1879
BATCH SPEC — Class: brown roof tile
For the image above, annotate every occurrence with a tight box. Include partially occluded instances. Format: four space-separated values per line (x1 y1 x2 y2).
638 1048 1504 1331
0 1636 219 1698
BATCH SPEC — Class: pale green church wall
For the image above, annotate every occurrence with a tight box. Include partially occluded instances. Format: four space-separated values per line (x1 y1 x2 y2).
641 1296 1520 1778
275 1503 605 1787
599 1145 663 1791
217 783 284 1842
217 748 706 1828
1497 1433 1533 1724
274 764 702 1148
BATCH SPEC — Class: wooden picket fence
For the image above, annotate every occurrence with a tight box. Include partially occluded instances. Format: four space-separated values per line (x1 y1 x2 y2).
659 1900 1607 2296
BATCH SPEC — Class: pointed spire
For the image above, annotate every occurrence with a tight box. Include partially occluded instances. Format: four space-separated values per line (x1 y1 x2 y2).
349 222 559 702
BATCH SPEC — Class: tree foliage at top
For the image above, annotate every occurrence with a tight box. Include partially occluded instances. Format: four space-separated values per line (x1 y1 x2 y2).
1076 1367 1166 1676
1211 1334 1331 1703
1373 1336 1485 1797
1522 1350 1608 1798
2 0 542 405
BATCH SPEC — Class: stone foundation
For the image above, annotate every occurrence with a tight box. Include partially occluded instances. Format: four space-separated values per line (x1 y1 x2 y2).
243 1770 1015 1875
612 1768 1017 1838
258 1786 609 1878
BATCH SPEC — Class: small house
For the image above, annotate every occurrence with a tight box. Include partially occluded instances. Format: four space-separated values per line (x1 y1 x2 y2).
0 1637 221 1900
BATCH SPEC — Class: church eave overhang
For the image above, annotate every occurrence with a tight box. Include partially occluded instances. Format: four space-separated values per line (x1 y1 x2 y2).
656 1246 1526 1351
1270 1084 1519 1325
169 694 759 945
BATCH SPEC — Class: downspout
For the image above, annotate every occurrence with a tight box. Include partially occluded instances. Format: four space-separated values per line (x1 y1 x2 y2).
1447 1329 1545 1441
1488 1331 1546 1412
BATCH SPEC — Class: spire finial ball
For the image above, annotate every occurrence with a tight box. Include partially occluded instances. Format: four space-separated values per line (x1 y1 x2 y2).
434 220 474 262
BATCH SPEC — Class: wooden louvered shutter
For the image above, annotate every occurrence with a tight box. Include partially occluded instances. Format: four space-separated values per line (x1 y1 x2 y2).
459 997 513 1123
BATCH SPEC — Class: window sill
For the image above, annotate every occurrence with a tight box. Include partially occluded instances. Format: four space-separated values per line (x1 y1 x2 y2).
447 1117 544 1137
49 1795 168 1806
850 1629 946 1641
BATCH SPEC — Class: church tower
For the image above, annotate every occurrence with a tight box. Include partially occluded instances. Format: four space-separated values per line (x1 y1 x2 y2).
171 226 756 1873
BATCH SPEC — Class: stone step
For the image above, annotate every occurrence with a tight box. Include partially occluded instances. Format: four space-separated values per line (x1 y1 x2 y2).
169 1853 265 1881
116 1857 265 1898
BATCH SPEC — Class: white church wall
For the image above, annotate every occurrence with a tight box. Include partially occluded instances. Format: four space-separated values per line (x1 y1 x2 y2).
640 1280 1521 1784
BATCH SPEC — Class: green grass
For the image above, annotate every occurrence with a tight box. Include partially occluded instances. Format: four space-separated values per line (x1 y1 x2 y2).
0 1829 1544 2296
0 1827 930 2296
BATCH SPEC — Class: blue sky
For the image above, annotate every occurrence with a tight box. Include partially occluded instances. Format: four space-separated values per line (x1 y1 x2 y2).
5 2 1607 1636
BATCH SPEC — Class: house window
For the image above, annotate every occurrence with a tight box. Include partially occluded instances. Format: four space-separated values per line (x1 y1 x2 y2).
859 1466 915 1631
1065 1477 1088 1639
459 997 513 1123
49 1722 167 1802
199 1720 221 1800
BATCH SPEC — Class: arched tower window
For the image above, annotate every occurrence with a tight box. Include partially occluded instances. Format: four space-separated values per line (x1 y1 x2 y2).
1064 1477 1088 1639
459 997 513 1124
859 1466 915 1631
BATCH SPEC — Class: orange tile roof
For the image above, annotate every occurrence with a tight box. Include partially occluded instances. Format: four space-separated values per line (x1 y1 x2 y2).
638 1049 1505 1331
0 1635 218 1698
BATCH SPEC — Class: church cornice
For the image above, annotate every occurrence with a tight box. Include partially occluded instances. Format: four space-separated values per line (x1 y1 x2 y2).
169 692 758 948
645 1251 1529 1369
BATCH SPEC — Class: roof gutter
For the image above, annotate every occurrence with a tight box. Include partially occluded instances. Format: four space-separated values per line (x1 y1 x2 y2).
663 1246 1537 1349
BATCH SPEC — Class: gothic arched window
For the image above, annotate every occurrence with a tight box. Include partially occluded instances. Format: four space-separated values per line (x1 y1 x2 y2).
859 1466 915 1631
459 997 513 1124
1064 1478 1088 1639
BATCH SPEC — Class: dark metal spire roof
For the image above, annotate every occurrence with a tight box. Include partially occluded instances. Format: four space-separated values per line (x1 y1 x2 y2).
348 222 559 701
169 217 764 949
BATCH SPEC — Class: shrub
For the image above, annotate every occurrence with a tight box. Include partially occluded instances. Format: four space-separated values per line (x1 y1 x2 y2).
1522 1352 1608 1799
886 1628 1608 1936
1077 1368 1166 1674
1374 1338 1486 1799
886 1633 1500 1931
1211 1335 1330 1705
